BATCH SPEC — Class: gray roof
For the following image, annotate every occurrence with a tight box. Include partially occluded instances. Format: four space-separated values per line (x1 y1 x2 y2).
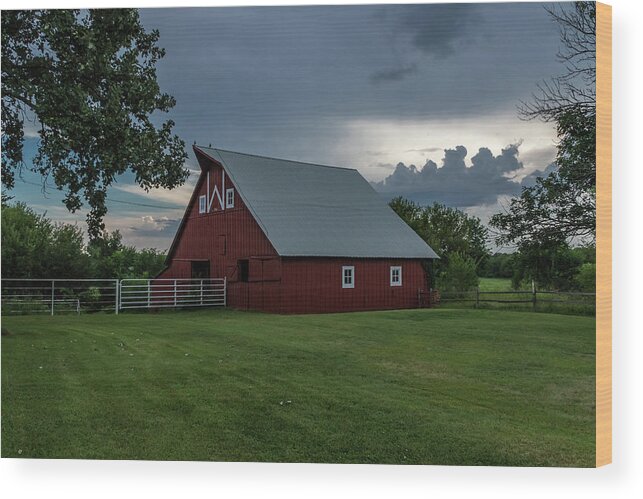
197 147 438 259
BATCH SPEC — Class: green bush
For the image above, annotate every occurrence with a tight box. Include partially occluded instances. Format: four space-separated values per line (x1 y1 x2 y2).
574 263 596 292
438 252 479 292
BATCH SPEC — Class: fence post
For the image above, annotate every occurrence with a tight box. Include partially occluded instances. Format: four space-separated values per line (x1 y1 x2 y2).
115 279 119 315
51 280 55 316
476 286 480 308
174 279 177 306
532 280 537 311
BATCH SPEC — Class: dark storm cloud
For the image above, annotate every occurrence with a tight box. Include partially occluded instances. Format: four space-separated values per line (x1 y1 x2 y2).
368 3 477 84
137 3 563 155
370 64 417 84
395 3 478 57
373 144 541 207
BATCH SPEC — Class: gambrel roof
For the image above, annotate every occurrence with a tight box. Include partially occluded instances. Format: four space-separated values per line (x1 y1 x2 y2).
190 146 438 259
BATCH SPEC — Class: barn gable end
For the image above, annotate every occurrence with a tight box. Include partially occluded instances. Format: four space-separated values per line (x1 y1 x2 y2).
159 149 279 284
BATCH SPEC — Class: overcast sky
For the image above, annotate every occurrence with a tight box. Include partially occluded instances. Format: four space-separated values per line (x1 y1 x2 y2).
10 2 567 249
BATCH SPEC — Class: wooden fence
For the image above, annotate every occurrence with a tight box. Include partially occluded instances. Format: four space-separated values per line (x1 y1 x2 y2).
429 286 596 314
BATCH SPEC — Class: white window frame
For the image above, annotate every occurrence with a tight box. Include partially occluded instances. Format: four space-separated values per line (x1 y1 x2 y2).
390 266 402 286
342 266 355 289
198 195 207 214
225 188 235 209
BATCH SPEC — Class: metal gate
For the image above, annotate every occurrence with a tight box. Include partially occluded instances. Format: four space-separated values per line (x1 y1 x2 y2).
118 278 226 310
1 279 119 315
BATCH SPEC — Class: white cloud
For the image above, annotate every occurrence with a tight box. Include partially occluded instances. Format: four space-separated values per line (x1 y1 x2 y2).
331 113 557 183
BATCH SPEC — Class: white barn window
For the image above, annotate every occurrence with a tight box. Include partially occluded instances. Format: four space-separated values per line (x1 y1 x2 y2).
198 195 207 214
390 266 402 286
342 266 354 289
226 188 235 208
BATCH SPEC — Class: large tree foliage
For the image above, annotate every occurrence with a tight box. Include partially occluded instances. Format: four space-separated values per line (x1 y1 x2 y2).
510 240 584 291
1 202 166 279
479 252 516 279
389 197 490 273
1 9 188 239
490 2 596 247
1 202 90 278
479 244 595 291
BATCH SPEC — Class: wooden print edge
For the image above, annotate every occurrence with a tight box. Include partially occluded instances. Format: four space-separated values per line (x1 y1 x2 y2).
595 1 612 468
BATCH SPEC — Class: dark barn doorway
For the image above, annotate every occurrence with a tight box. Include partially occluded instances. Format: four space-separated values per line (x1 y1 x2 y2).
191 261 210 279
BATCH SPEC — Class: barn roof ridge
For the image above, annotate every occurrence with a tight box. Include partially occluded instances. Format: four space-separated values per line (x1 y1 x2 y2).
195 145 358 172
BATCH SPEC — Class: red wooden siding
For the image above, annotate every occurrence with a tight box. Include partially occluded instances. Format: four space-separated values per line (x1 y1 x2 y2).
159 154 430 313
278 258 427 313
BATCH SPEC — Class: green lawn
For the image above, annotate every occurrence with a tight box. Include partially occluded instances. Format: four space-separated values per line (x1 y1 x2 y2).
1 308 595 466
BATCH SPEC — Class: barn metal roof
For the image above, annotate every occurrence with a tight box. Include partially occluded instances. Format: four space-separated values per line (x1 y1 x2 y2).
196 146 439 259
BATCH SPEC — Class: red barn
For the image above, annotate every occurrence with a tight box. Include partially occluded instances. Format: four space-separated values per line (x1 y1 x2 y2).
157 145 438 313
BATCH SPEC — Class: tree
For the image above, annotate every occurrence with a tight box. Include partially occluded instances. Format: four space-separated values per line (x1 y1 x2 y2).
510 240 583 291
87 229 166 279
1 202 90 278
390 197 490 273
520 2 596 122
479 252 516 279
1 202 167 279
437 252 479 293
1 9 188 239
490 2 596 247
574 262 596 292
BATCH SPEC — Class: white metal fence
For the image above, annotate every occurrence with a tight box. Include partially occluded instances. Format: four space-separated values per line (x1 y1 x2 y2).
1 278 226 315
118 278 226 310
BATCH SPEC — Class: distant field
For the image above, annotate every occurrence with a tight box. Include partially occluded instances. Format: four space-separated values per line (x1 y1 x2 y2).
2 308 595 466
478 277 514 291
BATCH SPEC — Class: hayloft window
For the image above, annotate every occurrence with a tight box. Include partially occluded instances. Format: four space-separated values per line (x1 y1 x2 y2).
226 188 235 209
198 195 207 214
342 266 354 289
390 266 402 287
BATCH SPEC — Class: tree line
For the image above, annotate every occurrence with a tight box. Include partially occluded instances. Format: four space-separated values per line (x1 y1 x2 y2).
389 196 595 293
1 202 166 280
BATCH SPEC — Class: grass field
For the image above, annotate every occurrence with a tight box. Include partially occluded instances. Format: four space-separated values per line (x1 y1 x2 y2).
1 308 595 466
478 277 514 291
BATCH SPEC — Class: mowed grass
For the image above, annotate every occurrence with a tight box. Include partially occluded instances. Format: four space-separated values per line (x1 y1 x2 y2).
1 308 595 466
